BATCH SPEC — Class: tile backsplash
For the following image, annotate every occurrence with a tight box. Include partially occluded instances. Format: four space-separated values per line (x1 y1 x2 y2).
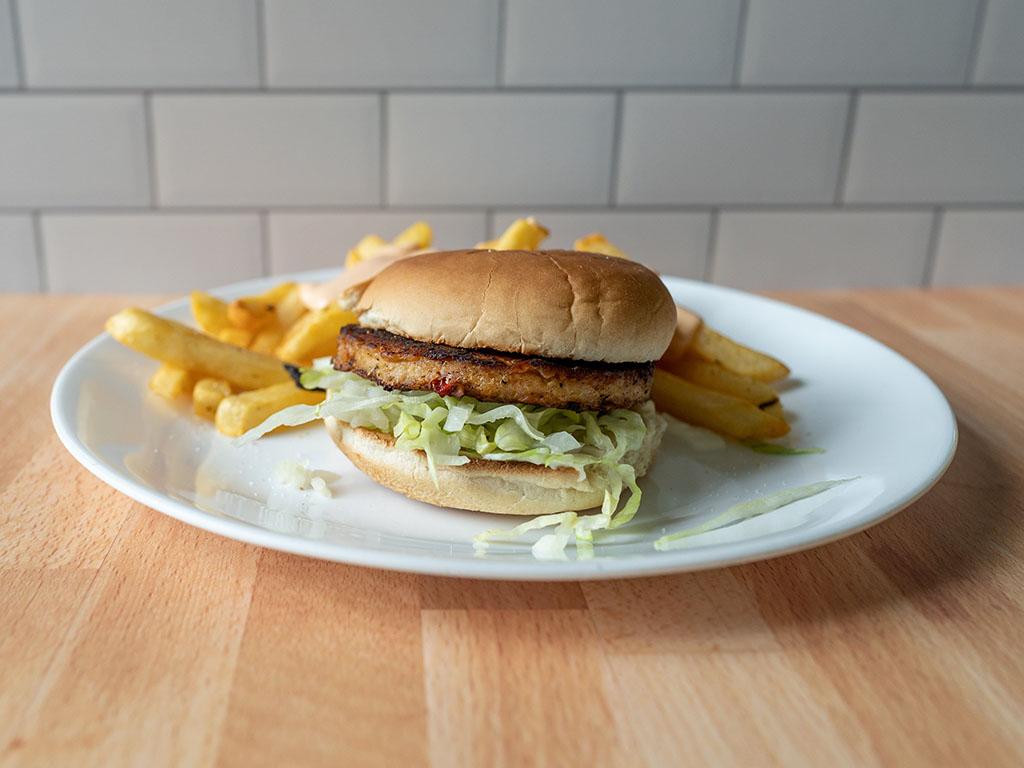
0 0 1021 293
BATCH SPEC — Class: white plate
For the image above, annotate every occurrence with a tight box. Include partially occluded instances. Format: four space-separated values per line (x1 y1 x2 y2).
51 270 956 580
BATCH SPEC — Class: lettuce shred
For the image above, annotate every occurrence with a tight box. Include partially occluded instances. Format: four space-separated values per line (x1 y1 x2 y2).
235 359 649 542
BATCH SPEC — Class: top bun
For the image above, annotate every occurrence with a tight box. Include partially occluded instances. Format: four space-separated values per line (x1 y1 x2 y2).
354 249 677 363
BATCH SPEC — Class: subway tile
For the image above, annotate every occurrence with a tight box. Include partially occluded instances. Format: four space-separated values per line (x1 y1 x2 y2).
388 94 615 206
503 0 740 86
617 93 848 205
973 0 1024 84
267 212 487 273
0 217 39 292
932 210 1024 286
741 0 978 85
18 0 258 87
0 1 17 87
844 94 1024 204
42 214 262 293
712 211 933 291
265 0 498 87
153 95 379 206
0 96 149 207
493 210 710 278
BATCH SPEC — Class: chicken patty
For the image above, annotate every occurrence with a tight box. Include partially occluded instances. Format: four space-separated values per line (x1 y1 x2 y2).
333 325 654 411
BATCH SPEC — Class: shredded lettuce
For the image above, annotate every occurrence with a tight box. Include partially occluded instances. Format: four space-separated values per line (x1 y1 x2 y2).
653 477 857 551
745 440 825 456
235 359 649 528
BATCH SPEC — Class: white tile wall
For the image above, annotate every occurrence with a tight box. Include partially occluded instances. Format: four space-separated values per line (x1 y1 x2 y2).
0 2 1021 291
153 95 380 206
493 211 710 278
268 212 487 273
741 0 979 85
617 93 848 205
0 0 17 87
388 94 615 206
0 96 149 207
973 0 1024 84
844 94 1024 204
42 214 262 293
713 211 934 291
932 211 1024 286
0 216 38 292
265 0 498 87
503 0 740 86
18 0 259 88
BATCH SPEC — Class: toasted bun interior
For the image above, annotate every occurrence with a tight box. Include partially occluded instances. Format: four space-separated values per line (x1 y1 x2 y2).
355 249 677 363
324 401 666 516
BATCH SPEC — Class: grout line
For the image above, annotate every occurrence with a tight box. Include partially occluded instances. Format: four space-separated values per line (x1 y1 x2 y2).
4 84 1024 96
607 90 624 206
964 0 990 84
2 202 1023 216
495 0 507 87
921 208 944 287
259 210 271 276
379 92 388 206
833 90 859 205
142 92 159 207
731 0 751 86
702 209 719 283
32 211 48 292
8 0 26 89
255 0 268 89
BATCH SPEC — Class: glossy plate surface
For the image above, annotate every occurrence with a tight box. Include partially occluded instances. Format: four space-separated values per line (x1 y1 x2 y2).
51 271 956 580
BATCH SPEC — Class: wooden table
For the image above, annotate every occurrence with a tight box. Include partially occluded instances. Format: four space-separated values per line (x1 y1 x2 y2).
2 288 1022 767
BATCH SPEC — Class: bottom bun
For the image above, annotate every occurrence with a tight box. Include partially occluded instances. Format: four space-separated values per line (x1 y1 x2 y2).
324 400 666 516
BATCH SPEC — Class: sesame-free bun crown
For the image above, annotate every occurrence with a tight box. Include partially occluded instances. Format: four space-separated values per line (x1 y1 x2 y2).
354 249 677 363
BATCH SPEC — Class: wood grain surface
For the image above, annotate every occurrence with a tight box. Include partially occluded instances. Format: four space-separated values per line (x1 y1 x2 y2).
1 288 1022 767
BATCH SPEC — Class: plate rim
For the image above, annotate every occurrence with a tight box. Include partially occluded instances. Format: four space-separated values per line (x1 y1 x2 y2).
50 271 958 580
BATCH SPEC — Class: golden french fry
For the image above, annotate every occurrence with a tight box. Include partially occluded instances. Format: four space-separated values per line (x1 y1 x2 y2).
392 220 432 250
274 285 307 330
345 233 389 269
475 237 498 249
763 401 785 420
148 363 196 400
215 382 325 438
216 326 253 348
688 326 790 383
275 304 358 366
659 305 703 366
652 369 789 440
250 327 284 356
664 357 779 409
228 282 298 331
573 233 629 259
193 378 232 421
479 217 549 250
106 309 290 390
190 291 232 336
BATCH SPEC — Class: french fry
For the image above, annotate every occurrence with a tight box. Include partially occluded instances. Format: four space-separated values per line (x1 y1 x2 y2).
215 382 325 438
688 326 790 383
652 369 789 440
250 327 284 356
193 378 232 421
106 308 290 390
573 233 629 259
659 305 703 367
228 282 297 331
275 304 358 366
392 220 432 250
274 284 307 330
216 326 253 347
478 217 549 250
664 358 779 409
190 291 232 336
346 233 389 269
148 363 195 400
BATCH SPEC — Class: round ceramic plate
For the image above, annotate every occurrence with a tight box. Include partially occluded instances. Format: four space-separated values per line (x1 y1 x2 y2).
51 270 956 580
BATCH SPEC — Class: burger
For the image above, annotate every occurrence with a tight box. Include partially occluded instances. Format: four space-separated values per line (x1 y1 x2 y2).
244 249 677 524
